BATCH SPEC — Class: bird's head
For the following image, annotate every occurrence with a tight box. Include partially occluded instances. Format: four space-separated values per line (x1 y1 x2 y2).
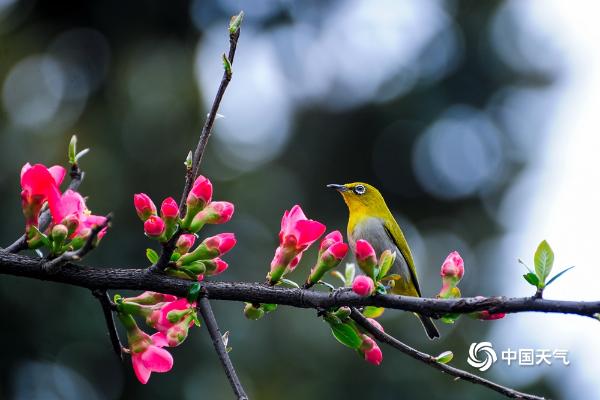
327 182 388 216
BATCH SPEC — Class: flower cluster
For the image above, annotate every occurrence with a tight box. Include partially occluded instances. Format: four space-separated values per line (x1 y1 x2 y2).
134 176 235 281
116 292 199 383
20 163 107 254
350 239 397 297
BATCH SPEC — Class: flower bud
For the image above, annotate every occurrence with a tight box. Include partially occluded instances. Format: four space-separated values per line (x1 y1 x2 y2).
352 275 375 296
188 201 234 232
62 214 80 236
476 311 506 320
305 242 348 288
360 335 383 366
134 193 157 221
355 240 378 279
366 318 384 332
51 224 68 244
160 197 179 220
176 233 236 266
204 258 229 276
441 251 464 280
124 291 178 305
176 234 196 254
186 175 212 211
144 216 166 238
319 230 343 255
244 303 265 320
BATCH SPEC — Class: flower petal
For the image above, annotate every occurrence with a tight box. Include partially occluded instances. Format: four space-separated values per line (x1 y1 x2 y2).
48 165 66 186
132 355 152 384
141 345 174 373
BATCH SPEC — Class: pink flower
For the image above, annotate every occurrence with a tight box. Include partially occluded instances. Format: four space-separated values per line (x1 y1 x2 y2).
279 205 326 250
352 275 375 296
146 298 195 332
187 175 213 210
160 197 179 220
319 230 344 253
441 251 464 280
20 163 65 229
477 311 506 320
355 239 376 261
204 258 229 276
366 318 385 332
176 234 196 254
305 240 348 288
131 332 174 384
189 201 235 232
327 242 349 260
134 193 157 221
144 216 165 238
52 190 107 239
361 335 383 366
268 205 326 284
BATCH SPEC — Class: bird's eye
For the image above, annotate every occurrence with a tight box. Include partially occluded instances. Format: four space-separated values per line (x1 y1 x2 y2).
353 185 366 195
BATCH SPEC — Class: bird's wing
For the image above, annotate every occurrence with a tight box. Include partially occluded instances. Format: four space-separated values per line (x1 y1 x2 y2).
383 221 422 297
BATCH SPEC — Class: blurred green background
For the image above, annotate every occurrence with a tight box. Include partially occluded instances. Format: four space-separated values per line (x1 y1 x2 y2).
1 0 598 399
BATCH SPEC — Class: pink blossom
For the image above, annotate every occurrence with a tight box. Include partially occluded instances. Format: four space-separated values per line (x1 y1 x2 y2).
204 258 229 276
355 240 376 261
176 234 196 254
146 298 195 332
204 232 236 255
160 197 179 220
352 275 375 296
53 190 107 238
361 336 383 366
134 193 157 221
319 230 344 253
477 310 506 320
187 175 212 210
441 251 464 279
189 201 234 232
131 332 174 384
20 163 65 229
144 216 165 237
327 242 349 260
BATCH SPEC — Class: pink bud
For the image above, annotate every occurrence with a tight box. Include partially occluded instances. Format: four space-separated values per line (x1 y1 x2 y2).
160 197 179 220
361 336 383 366
319 230 343 252
144 216 165 237
176 234 196 254
204 201 234 224
355 240 376 261
478 310 506 320
187 175 213 209
327 242 349 260
134 193 157 221
352 276 375 296
366 318 384 332
204 232 236 255
205 258 229 276
441 251 464 280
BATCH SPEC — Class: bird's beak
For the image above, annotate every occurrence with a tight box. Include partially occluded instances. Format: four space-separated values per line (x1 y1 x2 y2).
327 183 348 192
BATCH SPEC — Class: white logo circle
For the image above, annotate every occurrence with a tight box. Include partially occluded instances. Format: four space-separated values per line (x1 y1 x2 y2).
467 342 497 371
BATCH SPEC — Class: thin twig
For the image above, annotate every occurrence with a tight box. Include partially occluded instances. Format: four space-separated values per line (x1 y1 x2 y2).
149 12 243 273
198 296 248 399
92 288 123 361
4 164 84 254
43 214 112 272
350 308 545 400
1 253 600 318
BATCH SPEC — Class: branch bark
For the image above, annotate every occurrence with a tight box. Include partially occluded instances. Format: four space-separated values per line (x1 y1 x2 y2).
92 289 123 361
198 297 248 399
350 308 545 400
2 251 599 318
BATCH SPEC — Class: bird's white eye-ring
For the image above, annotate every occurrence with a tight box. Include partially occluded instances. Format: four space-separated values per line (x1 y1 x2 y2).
353 185 366 195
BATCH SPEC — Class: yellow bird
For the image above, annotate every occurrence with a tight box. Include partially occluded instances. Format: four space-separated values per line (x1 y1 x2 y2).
328 182 439 339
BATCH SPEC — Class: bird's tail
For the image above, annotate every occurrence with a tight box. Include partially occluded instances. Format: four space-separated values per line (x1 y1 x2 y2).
416 314 440 339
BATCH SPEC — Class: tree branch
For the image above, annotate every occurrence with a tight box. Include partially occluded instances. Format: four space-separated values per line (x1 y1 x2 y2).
43 214 112 272
4 164 84 254
198 297 248 399
1 252 599 318
350 308 545 400
92 288 123 361
150 11 244 274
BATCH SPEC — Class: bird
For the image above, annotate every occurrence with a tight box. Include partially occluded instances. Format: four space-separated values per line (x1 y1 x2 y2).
327 182 440 339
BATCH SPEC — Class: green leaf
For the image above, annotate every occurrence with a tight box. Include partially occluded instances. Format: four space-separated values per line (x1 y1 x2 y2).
222 331 230 348
330 270 346 285
435 350 454 364
534 240 554 284
184 151 193 169
222 53 232 78
330 322 363 349
75 148 89 162
523 272 540 287
187 282 202 303
440 314 460 324
261 303 278 313
362 306 385 318
146 248 159 264
68 135 77 164
344 263 356 287
545 266 575 287
229 11 244 34
280 278 299 288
